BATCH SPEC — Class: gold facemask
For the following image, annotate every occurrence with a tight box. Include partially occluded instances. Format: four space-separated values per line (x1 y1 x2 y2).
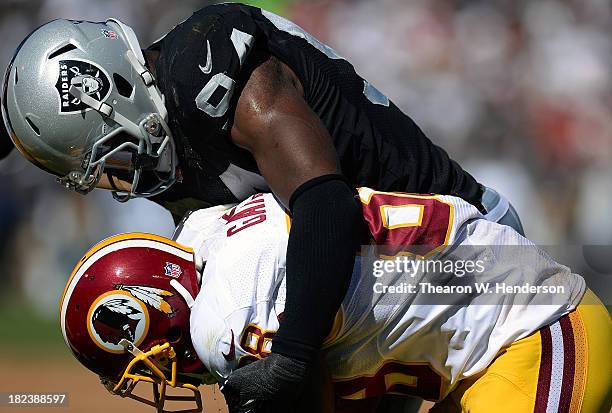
101 339 203 413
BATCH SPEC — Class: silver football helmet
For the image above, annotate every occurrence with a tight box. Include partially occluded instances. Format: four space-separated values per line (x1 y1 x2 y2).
1 18 176 201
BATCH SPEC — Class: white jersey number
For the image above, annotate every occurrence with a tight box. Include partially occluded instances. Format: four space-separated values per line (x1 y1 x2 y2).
195 29 254 118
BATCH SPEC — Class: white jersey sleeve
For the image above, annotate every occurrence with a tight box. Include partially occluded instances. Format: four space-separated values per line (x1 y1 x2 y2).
176 193 290 380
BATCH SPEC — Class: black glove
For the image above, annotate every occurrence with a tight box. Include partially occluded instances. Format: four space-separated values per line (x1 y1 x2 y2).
221 353 309 411
221 394 266 413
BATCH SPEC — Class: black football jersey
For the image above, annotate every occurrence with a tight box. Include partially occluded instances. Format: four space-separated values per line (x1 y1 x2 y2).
148 3 482 220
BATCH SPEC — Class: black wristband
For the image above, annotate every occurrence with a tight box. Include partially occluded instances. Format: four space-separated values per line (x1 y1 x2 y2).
272 176 363 361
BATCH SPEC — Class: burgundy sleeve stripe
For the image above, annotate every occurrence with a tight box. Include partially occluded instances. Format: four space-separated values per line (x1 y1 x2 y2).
534 324 553 413
557 314 576 413
534 311 587 413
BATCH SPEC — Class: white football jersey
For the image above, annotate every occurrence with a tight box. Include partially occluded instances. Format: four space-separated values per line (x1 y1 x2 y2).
175 189 585 401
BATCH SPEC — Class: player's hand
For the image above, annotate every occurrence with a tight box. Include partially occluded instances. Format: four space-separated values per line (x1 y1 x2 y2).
221 353 309 410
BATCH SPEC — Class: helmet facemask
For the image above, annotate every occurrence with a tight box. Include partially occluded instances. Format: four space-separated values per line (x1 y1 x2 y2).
58 113 176 201
101 339 203 413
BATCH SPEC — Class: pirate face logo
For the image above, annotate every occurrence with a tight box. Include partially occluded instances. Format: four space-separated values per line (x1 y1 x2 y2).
80 75 103 95
87 291 149 354
55 59 111 114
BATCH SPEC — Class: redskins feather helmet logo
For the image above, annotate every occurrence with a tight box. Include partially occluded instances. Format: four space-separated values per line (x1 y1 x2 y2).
87 286 175 354
115 285 175 315
87 291 149 354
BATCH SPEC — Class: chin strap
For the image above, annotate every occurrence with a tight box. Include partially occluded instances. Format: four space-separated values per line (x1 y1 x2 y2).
110 17 174 153
68 81 144 139
125 49 168 119
106 172 120 191
170 279 195 309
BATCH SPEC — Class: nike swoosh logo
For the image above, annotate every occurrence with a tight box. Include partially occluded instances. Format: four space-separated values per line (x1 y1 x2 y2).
222 329 236 361
199 40 212 75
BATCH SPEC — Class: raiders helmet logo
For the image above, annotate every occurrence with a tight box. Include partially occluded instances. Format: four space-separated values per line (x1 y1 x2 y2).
80 75 103 95
55 59 111 113
87 291 149 354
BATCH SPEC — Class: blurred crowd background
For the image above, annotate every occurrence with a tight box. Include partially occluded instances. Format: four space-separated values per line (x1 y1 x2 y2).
0 0 610 376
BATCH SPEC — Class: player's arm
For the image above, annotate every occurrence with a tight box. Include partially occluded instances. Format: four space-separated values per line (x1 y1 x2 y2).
223 54 363 403
230 54 338 205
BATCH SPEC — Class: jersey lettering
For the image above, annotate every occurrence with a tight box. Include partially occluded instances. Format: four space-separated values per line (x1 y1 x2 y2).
196 27 254 118
261 10 343 60
222 193 267 236
237 324 275 368
334 361 443 400
195 72 235 118
262 9 390 106
363 80 390 107
359 189 453 257
230 28 255 67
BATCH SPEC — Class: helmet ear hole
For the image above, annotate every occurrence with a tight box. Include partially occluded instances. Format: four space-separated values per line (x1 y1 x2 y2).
167 326 183 344
113 73 134 99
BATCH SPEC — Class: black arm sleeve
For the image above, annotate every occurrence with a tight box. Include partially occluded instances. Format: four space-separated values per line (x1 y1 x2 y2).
271 175 363 361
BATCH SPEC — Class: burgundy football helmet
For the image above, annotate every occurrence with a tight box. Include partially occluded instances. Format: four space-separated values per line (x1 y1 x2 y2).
60 233 207 412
